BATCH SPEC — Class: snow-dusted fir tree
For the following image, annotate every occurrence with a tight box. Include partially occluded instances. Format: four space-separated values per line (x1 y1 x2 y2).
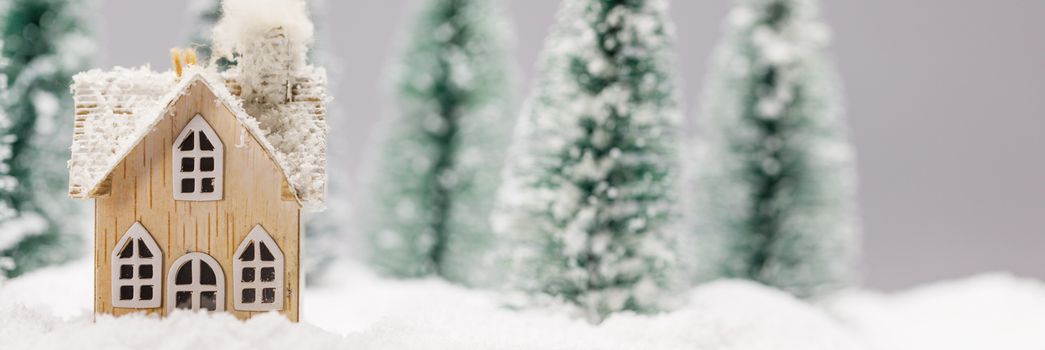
185 0 224 65
493 0 684 323
186 0 333 72
695 0 858 298
0 0 95 277
0 43 16 276
299 0 348 284
366 0 513 286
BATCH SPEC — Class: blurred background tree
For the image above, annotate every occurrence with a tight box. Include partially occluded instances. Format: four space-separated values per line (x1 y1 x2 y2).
364 0 514 287
693 0 859 299
493 0 685 323
186 0 221 64
0 0 96 277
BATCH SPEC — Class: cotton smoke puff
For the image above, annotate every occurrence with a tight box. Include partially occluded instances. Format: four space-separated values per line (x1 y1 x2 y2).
211 0 315 61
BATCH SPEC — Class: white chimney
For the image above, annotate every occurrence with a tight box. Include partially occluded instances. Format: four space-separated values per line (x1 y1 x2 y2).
237 27 297 106
211 0 313 108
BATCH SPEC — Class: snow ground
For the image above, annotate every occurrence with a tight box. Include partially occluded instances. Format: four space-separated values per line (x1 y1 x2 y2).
0 260 1042 350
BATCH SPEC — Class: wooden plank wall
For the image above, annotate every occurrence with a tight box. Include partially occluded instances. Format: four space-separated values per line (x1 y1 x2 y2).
94 81 301 321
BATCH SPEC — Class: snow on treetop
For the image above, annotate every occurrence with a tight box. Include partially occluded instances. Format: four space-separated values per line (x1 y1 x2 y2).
212 0 314 64
726 0 832 67
68 65 329 208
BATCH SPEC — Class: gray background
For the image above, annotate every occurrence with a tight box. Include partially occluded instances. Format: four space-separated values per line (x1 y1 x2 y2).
97 1 1045 291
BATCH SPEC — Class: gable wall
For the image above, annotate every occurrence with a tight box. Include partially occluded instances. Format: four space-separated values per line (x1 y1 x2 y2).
93 81 301 321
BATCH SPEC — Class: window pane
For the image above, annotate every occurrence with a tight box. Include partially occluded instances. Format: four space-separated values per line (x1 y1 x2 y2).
260 267 276 282
262 288 276 303
139 264 153 279
199 132 214 151
119 286 134 300
137 239 153 258
242 288 256 303
239 242 255 261
175 263 192 285
200 291 217 311
201 178 215 193
175 291 192 309
119 265 134 279
259 243 275 262
200 157 214 172
242 267 255 282
181 178 195 193
118 241 134 258
179 132 195 151
200 263 217 285
181 157 195 172
140 285 153 301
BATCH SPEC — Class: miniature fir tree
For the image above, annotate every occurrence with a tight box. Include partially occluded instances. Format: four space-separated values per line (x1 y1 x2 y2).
366 0 514 286
185 0 224 65
694 0 859 298
303 181 351 284
299 0 348 284
0 42 16 275
0 0 96 277
492 0 684 323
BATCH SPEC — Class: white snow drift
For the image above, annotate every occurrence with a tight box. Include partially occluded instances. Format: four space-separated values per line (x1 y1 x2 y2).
1 260 1043 349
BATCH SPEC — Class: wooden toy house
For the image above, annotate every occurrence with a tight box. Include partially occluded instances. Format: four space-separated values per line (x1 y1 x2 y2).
67 28 327 321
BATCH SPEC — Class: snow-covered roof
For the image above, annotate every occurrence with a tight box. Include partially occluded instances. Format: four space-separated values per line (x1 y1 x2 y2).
69 65 328 208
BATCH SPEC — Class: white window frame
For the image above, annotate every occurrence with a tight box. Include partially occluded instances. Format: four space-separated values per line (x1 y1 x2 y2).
166 252 225 312
233 225 285 311
111 222 163 308
173 114 224 201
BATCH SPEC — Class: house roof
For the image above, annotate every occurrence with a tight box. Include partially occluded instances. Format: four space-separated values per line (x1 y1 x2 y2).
69 65 328 208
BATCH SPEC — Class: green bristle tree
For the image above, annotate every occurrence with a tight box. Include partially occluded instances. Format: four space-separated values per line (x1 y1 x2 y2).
694 0 859 298
0 41 15 279
0 0 96 277
365 0 514 286
185 0 224 65
297 0 349 284
492 0 684 323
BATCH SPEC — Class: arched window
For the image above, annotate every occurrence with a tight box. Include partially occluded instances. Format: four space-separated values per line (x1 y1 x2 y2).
233 225 285 311
111 222 162 308
166 252 225 312
173 114 223 201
